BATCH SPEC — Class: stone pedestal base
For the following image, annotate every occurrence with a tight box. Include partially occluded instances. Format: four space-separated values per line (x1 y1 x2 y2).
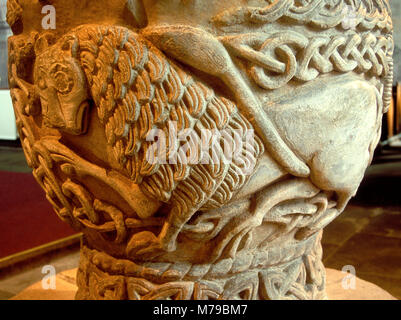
10 268 396 300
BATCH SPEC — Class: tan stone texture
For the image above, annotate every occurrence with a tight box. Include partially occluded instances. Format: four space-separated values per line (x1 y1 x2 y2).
6 0 394 299
10 268 397 300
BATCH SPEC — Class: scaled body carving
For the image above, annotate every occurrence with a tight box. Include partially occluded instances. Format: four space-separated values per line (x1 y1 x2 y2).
7 0 393 300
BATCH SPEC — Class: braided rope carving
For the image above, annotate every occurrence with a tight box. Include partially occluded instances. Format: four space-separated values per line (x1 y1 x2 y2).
222 31 393 90
76 234 325 300
212 0 392 33
80 234 318 283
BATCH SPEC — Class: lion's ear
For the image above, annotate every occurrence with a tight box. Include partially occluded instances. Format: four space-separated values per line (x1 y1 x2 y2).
61 35 79 57
34 32 56 55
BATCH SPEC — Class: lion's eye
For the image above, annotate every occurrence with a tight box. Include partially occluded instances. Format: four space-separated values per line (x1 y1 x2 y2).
54 71 73 94
50 63 74 94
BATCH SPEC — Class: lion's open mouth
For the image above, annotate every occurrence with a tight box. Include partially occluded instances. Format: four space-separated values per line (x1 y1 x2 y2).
65 100 90 135
77 101 90 134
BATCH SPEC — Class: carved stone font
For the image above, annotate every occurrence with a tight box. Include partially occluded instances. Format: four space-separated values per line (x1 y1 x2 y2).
7 0 393 300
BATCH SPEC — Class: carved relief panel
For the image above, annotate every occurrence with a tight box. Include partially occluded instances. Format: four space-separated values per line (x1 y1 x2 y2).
6 0 393 300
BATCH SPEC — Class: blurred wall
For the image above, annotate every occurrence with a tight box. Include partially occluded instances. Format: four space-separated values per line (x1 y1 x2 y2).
0 0 17 141
391 0 401 84
0 0 11 89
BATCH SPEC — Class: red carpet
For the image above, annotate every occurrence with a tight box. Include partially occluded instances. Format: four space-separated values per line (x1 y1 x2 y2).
0 171 77 259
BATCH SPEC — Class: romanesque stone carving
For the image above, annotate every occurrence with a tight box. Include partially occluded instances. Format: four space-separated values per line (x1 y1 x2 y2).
7 0 393 300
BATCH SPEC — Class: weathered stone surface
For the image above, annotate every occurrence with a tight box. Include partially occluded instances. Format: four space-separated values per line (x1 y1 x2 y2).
10 268 397 300
7 0 393 300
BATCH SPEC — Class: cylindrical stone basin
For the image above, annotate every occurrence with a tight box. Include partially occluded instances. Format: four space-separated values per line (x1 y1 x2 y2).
6 0 393 300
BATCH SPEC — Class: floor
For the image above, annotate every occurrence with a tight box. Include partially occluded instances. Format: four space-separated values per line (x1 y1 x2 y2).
321 149 401 300
0 245 80 300
0 145 31 173
0 143 400 300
